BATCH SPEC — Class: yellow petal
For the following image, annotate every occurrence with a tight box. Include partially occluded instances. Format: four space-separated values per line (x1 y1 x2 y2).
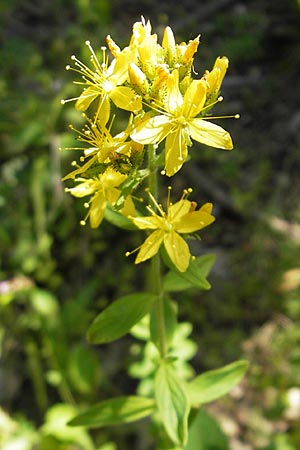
164 231 190 272
120 196 136 217
110 86 142 113
175 210 215 233
168 199 191 222
133 215 164 230
90 192 106 228
106 186 121 205
106 35 121 57
97 96 111 126
181 35 200 64
128 63 149 95
162 26 176 50
138 34 159 69
130 19 153 46
189 118 233 149
131 115 172 144
102 168 127 188
206 56 229 96
199 202 213 214
110 45 138 84
165 70 183 114
164 128 188 177
135 230 164 264
62 155 98 181
75 86 102 111
182 79 207 118
67 179 97 197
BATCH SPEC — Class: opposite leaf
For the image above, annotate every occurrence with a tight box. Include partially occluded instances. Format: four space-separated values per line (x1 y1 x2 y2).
163 254 216 291
155 362 190 447
187 359 249 406
87 292 156 344
68 396 156 428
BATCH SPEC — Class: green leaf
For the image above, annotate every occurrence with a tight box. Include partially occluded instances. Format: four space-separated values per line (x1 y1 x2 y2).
104 205 136 230
163 254 216 291
155 362 190 447
68 396 156 428
68 343 99 394
184 409 229 450
187 360 249 406
87 292 156 344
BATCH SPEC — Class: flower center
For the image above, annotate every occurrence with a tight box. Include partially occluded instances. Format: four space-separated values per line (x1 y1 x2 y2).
176 115 187 126
163 219 173 232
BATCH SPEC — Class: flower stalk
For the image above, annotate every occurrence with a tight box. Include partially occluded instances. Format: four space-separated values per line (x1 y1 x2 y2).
148 144 167 359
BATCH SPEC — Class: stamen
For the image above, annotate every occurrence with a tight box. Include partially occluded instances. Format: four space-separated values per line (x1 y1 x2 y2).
125 242 144 257
146 190 165 216
85 40 103 73
203 113 240 120
167 186 172 209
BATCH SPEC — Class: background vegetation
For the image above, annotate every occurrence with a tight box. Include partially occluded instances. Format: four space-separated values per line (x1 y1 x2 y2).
1 0 300 449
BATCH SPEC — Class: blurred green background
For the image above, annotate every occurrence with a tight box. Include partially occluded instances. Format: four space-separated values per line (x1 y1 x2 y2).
1 0 300 449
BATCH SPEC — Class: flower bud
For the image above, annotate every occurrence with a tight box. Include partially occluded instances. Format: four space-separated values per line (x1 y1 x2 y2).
128 63 149 95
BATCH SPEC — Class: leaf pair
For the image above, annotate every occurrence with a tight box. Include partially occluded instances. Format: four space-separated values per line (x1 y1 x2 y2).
69 359 248 448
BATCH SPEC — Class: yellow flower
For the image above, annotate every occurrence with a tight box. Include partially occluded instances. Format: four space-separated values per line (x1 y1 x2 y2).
61 41 142 118
131 69 233 176
127 188 215 272
62 115 143 181
65 169 131 228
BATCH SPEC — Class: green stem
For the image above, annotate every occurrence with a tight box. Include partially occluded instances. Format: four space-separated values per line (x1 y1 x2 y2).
148 145 167 359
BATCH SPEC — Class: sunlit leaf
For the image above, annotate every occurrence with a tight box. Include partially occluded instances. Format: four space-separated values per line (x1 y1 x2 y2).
187 360 249 406
68 396 156 428
155 362 190 446
163 254 216 291
87 292 156 344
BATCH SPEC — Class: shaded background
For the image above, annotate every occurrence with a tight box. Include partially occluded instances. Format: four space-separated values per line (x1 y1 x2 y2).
1 0 300 449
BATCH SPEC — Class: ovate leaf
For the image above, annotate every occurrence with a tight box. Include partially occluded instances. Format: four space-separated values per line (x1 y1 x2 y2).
187 360 249 406
155 362 190 446
68 396 156 428
87 292 156 344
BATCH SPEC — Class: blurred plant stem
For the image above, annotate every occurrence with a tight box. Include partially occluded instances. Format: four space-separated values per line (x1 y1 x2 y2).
25 337 48 413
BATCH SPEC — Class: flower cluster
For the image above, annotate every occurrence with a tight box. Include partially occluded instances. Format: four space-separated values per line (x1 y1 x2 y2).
62 18 236 271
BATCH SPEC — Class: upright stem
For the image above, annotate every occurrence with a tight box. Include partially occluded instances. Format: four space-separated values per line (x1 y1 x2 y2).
148 145 167 359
